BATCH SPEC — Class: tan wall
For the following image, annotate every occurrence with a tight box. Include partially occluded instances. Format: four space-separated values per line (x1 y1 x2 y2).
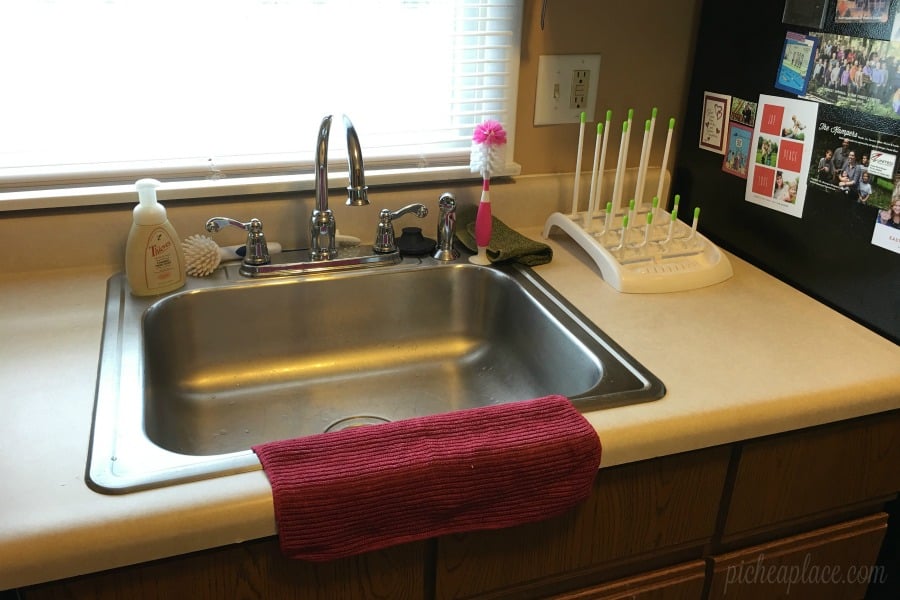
0 2 702 274
515 0 701 175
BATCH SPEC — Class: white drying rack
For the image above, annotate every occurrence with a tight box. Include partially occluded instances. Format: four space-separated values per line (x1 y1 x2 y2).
542 208 733 294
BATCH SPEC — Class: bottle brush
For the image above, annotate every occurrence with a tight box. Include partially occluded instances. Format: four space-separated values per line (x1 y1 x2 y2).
468 119 507 265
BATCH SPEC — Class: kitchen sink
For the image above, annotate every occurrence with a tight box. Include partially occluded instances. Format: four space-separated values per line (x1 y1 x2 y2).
87 257 664 493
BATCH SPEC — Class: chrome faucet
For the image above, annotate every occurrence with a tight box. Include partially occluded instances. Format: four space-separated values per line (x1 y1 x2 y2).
206 217 270 266
311 114 369 260
202 117 456 277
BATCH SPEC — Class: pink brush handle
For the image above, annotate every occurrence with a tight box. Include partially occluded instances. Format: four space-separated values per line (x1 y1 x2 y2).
474 180 491 247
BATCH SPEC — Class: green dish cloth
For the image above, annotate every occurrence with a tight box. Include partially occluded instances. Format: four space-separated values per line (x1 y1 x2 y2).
456 205 553 267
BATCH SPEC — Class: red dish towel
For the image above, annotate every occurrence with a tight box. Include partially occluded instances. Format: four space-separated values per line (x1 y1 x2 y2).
252 394 601 561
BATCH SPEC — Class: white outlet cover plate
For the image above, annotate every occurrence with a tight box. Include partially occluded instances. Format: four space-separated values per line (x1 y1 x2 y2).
534 54 602 126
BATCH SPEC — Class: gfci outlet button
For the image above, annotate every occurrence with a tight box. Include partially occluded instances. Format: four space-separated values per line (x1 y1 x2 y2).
534 54 601 126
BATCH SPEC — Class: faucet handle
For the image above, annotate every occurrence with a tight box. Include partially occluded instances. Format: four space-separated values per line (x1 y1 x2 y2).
205 217 270 266
373 203 428 254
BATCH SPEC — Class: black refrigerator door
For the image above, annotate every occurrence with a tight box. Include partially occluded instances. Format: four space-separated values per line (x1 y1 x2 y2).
674 1 899 344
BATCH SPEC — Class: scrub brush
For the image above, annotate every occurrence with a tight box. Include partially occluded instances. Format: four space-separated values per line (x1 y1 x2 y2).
468 119 507 265
182 234 287 277
183 234 222 277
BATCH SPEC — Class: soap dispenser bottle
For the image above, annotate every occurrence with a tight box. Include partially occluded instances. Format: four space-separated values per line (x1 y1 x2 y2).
125 178 186 296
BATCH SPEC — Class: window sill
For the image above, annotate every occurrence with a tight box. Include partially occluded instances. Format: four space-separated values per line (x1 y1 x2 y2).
0 163 523 212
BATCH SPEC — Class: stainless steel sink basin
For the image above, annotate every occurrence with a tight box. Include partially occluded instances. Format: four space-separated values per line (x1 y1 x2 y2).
88 258 664 493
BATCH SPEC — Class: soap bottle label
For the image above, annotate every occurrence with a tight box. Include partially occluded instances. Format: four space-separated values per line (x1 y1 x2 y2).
142 227 183 291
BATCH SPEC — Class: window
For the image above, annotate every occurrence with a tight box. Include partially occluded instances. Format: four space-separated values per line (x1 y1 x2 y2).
0 0 521 210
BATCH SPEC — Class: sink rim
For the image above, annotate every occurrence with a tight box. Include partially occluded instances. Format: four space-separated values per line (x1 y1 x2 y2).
87 259 664 494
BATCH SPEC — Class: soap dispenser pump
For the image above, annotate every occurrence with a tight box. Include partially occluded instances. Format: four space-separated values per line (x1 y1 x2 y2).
125 178 186 296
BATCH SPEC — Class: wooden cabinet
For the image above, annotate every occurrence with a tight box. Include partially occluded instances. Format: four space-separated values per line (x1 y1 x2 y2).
20 410 900 600
549 561 707 600
434 447 731 599
708 514 888 600
721 411 900 548
703 410 900 600
23 539 427 600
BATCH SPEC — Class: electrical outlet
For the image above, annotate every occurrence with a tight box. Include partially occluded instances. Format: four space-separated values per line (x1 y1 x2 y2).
571 70 589 109
534 54 601 126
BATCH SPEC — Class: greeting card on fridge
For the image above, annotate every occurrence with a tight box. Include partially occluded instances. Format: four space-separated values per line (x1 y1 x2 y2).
745 94 819 218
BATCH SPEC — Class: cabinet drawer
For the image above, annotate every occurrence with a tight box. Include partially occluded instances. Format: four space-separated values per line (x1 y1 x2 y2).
549 560 706 600
709 513 888 600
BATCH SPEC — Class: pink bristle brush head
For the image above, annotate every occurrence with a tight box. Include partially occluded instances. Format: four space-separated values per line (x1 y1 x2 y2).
469 119 507 265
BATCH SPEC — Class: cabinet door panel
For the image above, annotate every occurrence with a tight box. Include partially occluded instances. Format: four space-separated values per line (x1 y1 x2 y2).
23 538 426 600
435 446 730 600
723 410 900 540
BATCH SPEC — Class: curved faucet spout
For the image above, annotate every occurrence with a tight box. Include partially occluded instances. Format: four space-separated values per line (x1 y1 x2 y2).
310 115 336 260
315 115 333 214
310 114 369 261
343 115 369 206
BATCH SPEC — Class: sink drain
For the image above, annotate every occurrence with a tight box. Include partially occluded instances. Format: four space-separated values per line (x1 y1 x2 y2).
324 415 391 433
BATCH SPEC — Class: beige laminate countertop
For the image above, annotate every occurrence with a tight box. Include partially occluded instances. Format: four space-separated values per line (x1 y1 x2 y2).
1 227 898 590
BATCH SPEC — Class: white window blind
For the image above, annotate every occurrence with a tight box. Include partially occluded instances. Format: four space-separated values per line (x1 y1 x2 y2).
0 0 522 210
